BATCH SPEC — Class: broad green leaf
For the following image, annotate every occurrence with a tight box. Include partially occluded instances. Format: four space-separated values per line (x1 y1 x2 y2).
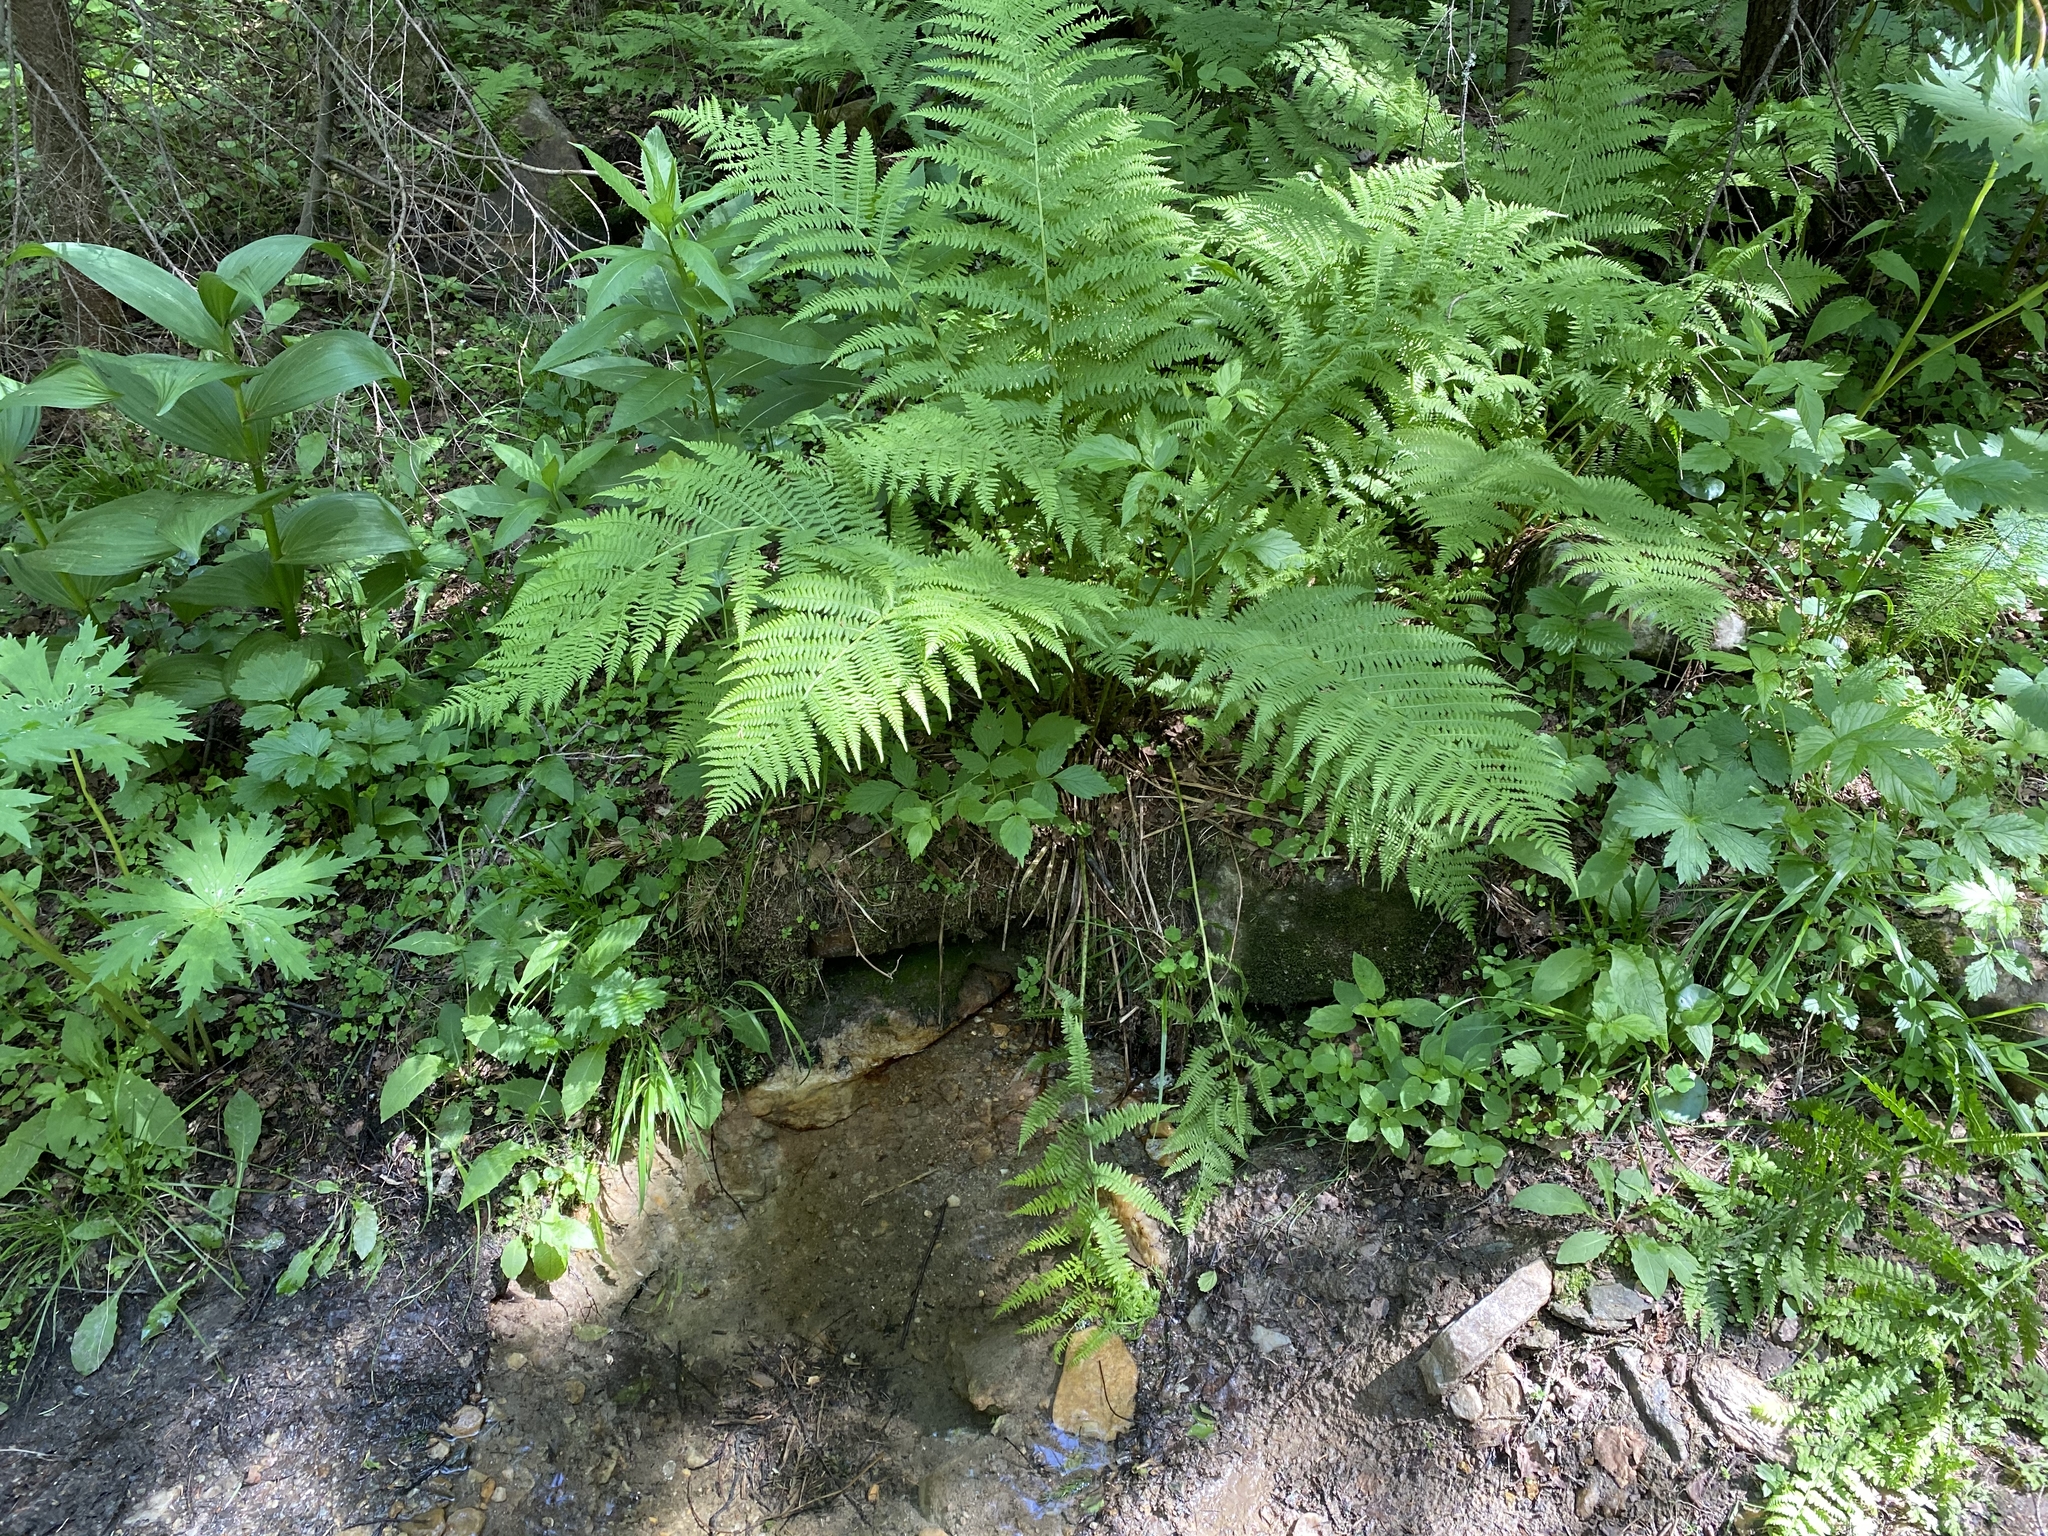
70 1291 122 1375
460 1141 530 1209
350 1199 379 1260
561 1044 609 1120
722 1004 771 1052
29 494 186 576
1806 295 1876 345
499 1234 529 1279
1892 53 2048 186
274 493 416 566
214 235 325 308
112 1071 189 1151
607 368 701 432
0 374 37 467
1053 763 1116 798
0 785 47 849
1607 767 1779 884
391 931 462 956
998 813 1034 861
242 331 403 420
1530 946 1597 1003
89 355 251 460
1866 247 1920 297
166 552 287 615
1554 1229 1612 1265
0 1112 48 1197
140 1284 191 1342
379 1052 447 1121
224 1088 262 1171
720 316 839 364
1510 1182 1593 1217
3 358 116 412
275 1244 316 1295
35 243 222 350
224 639 324 705
92 812 355 1012
536 303 669 370
76 350 244 417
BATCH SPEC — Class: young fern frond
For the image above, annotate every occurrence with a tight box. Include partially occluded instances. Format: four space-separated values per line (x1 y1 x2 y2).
999 984 1166 1335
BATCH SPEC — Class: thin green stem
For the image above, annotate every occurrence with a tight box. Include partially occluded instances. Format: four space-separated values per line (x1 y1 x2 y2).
0 887 192 1067
69 751 133 880
1865 161 2002 410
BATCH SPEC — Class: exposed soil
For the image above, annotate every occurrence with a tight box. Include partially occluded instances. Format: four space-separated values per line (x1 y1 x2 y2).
10 976 2043 1536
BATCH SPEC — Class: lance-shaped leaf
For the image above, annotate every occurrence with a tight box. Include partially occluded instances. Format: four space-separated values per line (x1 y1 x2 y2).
19 243 225 352
241 331 404 420
92 812 354 1012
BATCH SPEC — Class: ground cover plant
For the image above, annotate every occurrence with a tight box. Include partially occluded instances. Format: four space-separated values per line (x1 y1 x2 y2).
5 0 2048 1527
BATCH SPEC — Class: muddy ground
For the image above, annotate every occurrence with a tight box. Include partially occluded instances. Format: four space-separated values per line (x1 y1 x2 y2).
7 978 2042 1536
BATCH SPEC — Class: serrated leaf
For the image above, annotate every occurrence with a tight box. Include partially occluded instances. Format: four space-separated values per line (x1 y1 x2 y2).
1510 1182 1593 1217
92 812 354 1013
1607 767 1780 884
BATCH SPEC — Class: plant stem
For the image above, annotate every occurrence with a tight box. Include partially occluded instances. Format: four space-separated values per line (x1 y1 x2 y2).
0 886 192 1067
1864 160 2002 411
69 751 132 879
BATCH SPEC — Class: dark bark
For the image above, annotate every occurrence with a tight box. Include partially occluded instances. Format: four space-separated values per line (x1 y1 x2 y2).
1504 0 1537 94
7 0 124 343
1735 0 1844 99
296 2 341 237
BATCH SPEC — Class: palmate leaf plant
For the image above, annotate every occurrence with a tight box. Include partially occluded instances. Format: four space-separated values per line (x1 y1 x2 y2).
0 235 419 704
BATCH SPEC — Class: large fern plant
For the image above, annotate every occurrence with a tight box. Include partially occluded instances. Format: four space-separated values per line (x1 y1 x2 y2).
447 0 1739 887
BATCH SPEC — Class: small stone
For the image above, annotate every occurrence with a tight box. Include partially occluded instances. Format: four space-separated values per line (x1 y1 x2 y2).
1445 1382 1485 1421
1610 1346 1692 1463
399 1511 446 1536
947 1321 1057 1416
562 1378 586 1405
1517 1323 1560 1352
1712 611 1748 651
426 1440 450 1460
443 1512 485 1536
447 1406 485 1439
1051 1329 1139 1440
1418 1260 1552 1397
124 1487 184 1526
946 1194 960 1207
572 1323 610 1342
1575 1468 1628 1518
1689 1357 1793 1461
1586 1283 1654 1326
503 1352 527 1372
1593 1423 1649 1488
1250 1325 1293 1356
662 1460 677 1481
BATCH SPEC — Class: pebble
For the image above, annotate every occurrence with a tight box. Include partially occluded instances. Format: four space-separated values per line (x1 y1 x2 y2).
946 1194 960 1207
1250 1325 1293 1356
1445 1382 1485 1421
447 1406 485 1439
503 1353 528 1372
443 1511 485 1536
425 1440 450 1460
561 1378 587 1405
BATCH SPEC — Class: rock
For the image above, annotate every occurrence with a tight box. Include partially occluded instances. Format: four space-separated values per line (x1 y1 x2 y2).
561 1378 586 1405
1199 859 1466 1006
947 1323 1058 1416
1103 1187 1169 1272
1445 1381 1485 1420
745 948 1014 1128
1610 1346 1691 1463
1549 1282 1653 1335
1587 1283 1654 1325
1689 1357 1793 1461
1712 611 1748 651
1249 1325 1293 1356
443 1512 485 1536
1051 1330 1138 1441
447 1405 485 1439
1417 1259 1552 1398
502 1352 527 1371
919 1436 1064 1533
1444 1353 1525 1448
1592 1423 1649 1488
399 1511 446 1536
122 1487 183 1526
497 91 595 229
1575 1467 1630 1518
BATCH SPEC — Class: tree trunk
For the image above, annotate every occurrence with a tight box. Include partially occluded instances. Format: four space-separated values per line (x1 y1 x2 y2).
8 0 124 344
1736 0 1802 99
1504 0 1536 94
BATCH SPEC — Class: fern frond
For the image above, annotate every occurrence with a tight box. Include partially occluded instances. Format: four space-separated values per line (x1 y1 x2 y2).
1123 585 1572 872
697 537 1109 822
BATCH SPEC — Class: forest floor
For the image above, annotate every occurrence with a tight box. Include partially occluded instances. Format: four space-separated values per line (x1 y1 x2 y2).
7 989 2046 1536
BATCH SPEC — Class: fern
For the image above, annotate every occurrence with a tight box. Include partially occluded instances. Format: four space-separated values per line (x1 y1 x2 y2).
999 984 1168 1334
1258 33 1452 173
1121 586 1573 869
696 536 1112 821
1470 13 1671 254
